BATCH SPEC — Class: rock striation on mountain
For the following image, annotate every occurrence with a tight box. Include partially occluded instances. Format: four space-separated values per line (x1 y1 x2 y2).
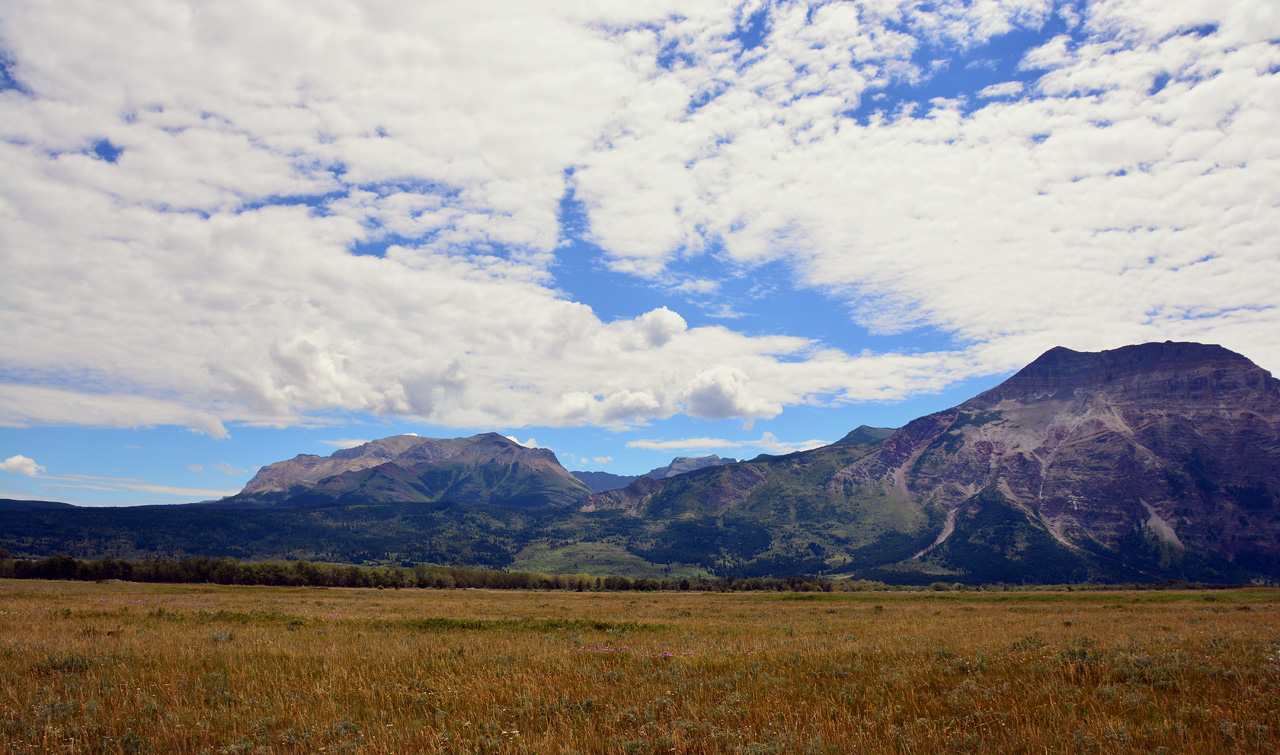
889 341 1280 579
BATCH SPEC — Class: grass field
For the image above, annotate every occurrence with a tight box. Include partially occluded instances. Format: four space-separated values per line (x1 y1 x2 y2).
1 580 1277 753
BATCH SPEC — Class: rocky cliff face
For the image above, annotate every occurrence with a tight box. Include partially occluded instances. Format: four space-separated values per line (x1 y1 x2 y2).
846 341 1280 577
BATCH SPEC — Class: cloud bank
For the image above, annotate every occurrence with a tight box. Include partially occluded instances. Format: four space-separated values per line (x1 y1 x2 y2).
2 0 1277 437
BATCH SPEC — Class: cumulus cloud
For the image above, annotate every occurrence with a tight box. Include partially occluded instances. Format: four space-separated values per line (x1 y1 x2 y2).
681 366 782 422
1018 34 1072 70
1 455 45 477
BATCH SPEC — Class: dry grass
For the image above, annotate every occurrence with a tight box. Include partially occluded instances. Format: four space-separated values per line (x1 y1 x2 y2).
1 579 1277 754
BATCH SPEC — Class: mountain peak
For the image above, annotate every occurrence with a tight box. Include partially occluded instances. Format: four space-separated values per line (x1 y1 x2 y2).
835 425 896 446
242 432 571 496
971 341 1272 407
645 454 738 480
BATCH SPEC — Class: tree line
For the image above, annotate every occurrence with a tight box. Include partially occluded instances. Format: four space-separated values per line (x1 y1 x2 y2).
0 552 887 593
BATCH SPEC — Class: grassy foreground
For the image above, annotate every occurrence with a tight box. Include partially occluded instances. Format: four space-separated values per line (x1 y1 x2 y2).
1 580 1277 754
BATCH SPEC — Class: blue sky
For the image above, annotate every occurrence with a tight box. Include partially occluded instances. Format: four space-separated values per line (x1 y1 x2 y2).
2 0 1278 505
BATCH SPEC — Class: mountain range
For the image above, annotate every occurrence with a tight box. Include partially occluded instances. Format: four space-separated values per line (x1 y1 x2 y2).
2 341 1277 584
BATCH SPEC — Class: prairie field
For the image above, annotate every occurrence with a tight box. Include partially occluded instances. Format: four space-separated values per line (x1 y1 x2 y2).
1 580 1277 754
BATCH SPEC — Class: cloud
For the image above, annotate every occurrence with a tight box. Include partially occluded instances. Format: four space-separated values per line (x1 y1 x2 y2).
319 439 372 449
1 0 1277 442
669 278 720 296
977 81 1024 98
626 432 827 454
12 470 237 500
505 436 539 448
752 431 828 455
572 1 1280 377
1 455 45 477
1018 34 1072 70
187 464 205 473
212 461 251 476
682 366 782 422
0 386 232 439
627 437 740 452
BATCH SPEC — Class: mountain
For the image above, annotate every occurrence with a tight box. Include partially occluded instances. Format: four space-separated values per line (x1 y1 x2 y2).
895 341 1280 581
577 434 903 577
570 470 639 493
572 454 741 492
644 454 739 479
228 432 592 508
580 341 1279 582
3 342 1276 583
834 426 896 445
0 499 75 511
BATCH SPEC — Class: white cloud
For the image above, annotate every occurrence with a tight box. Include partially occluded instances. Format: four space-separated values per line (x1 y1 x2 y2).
0 386 233 439
626 432 828 454
1 455 45 477
212 461 251 476
669 278 720 296
187 463 205 473
505 436 539 448
318 439 372 449
7 468 237 500
627 437 740 452
1018 34 1072 70
977 81 1024 98
752 432 829 455
681 366 783 422
1 0 1277 442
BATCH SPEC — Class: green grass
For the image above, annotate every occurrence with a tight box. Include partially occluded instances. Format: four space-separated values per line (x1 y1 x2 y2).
507 540 710 578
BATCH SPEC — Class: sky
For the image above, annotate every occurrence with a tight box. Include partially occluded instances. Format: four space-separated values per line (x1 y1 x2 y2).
2 0 1278 506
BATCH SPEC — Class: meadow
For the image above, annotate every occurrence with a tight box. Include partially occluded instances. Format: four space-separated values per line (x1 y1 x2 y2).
1 579 1277 754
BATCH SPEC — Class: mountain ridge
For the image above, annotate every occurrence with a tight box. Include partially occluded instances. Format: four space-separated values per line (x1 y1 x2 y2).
572 454 742 492
3 341 1276 583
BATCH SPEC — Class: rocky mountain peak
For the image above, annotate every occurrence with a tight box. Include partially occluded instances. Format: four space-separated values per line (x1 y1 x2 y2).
241 432 573 495
970 341 1274 407
645 454 739 480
